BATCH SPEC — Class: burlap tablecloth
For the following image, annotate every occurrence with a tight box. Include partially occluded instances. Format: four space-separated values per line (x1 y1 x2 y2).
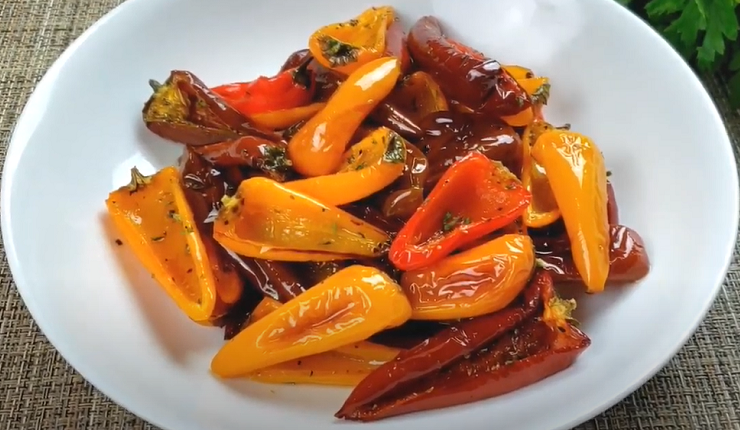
1 1 739 429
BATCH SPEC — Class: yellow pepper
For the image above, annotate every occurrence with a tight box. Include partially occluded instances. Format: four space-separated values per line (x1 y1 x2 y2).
501 64 550 127
106 167 240 323
531 130 610 293
288 57 402 177
211 265 412 378
521 121 561 228
245 297 401 386
308 6 396 75
285 127 407 206
213 177 390 261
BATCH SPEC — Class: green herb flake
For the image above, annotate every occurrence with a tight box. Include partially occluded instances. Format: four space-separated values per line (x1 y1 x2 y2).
383 134 407 164
442 212 470 233
531 83 551 105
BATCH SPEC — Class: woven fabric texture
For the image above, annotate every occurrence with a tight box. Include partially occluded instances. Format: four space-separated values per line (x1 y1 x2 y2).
1 1 739 429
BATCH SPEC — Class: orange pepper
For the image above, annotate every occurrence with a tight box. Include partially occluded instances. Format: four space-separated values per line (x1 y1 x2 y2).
531 130 610 293
400 234 534 320
211 265 412 377
501 65 549 127
106 167 239 323
248 102 325 130
391 71 449 118
285 127 407 206
244 297 401 386
213 177 390 261
502 65 534 80
288 57 402 177
521 121 561 227
308 7 395 75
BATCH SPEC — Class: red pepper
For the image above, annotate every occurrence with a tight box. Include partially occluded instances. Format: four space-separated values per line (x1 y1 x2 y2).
389 152 531 271
337 270 590 421
212 59 315 116
535 224 650 285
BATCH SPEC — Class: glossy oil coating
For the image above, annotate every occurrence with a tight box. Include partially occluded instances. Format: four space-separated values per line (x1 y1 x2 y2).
401 234 535 320
211 265 412 377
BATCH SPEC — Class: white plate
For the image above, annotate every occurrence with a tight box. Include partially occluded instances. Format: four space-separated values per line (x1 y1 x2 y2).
2 0 738 429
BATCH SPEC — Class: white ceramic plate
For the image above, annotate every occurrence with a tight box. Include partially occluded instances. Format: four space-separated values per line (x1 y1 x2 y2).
2 0 738 429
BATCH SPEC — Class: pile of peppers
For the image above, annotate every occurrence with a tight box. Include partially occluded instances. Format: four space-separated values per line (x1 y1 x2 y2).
107 5 651 422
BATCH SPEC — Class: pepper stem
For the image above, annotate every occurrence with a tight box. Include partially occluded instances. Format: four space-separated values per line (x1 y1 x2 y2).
126 167 153 192
149 79 163 92
544 296 580 330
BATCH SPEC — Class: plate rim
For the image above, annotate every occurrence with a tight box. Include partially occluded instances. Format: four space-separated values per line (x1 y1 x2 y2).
1 0 738 429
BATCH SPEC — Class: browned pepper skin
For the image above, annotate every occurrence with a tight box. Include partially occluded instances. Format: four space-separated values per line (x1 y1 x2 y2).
193 136 292 182
370 101 424 141
142 71 276 146
369 321 446 350
407 17 530 118
178 149 260 333
226 253 307 303
340 203 405 236
336 271 590 422
535 225 650 284
336 271 547 418
607 181 619 225
377 144 430 220
279 49 312 72
418 112 522 190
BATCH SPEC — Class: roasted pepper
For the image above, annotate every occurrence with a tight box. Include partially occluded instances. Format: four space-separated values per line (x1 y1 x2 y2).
535 224 650 285
501 74 550 127
531 130 610 293
389 152 531 271
226 252 306 303
193 136 292 182
308 6 396 75
248 102 325 130
213 177 390 261
212 58 315 117
407 17 530 118
370 71 448 140
285 127 407 206
179 149 246 307
242 297 401 386
211 265 412 377
401 234 535 320
337 270 548 418
107 167 231 323
378 143 429 220
419 112 523 190
142 71 275 146
521 121 560 228
288 57 402 177
336 270 591 421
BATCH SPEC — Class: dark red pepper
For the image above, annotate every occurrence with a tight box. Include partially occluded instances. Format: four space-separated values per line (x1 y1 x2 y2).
407 16 530 118
225 253 306 304
389 152 531 271
337 270 589 421
418 111 523 190
193 136 292 182
535 224 650 285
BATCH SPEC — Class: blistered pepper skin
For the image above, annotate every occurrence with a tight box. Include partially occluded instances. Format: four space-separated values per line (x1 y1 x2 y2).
211 265 412 378
401 234 535 320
